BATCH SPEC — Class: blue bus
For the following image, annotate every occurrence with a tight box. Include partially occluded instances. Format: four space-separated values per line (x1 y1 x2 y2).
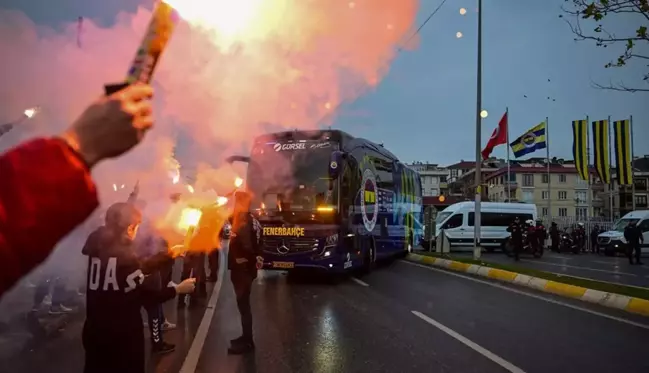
228 129 423 274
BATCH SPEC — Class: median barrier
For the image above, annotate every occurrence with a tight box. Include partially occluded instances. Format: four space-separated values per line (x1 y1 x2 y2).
406 253 649 318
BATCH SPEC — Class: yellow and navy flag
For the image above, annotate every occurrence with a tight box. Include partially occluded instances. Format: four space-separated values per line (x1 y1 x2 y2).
509 122 547 158
613 119 633 185
591 120 611 183
572 120 589 180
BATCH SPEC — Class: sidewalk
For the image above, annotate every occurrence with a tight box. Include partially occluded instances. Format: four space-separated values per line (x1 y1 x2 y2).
447 250 649 288
407 252 649 317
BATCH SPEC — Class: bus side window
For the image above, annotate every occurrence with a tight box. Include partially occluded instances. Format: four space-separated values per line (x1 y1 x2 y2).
340 158 356 217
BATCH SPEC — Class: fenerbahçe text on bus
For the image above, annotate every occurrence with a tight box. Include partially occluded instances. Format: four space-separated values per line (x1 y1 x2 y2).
227 130 423 274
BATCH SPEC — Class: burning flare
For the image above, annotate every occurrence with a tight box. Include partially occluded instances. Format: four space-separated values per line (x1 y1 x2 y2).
234 177 244 188
178 207 202 231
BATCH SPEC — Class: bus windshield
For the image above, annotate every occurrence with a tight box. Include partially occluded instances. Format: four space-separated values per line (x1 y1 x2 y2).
247 140 338 220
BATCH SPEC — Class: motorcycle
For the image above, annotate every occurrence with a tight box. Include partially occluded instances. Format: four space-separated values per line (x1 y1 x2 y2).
504 231 543 258
559 229 583 254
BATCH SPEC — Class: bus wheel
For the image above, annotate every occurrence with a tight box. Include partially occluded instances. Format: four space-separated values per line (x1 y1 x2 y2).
397 234 412 259
361 238 375 274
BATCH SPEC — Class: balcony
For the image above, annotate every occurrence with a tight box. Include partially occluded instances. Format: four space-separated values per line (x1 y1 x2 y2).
591 183 605 192
502 181 518 191
592 198 604 208
634 182 647 192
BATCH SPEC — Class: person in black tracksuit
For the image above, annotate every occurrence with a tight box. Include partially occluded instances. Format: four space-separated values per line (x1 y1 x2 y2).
549 222 560 253
228 191 262 355
507 216 523 261
624 221 644 265
82 202 196 373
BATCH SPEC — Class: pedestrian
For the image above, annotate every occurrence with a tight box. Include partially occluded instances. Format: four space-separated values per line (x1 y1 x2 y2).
507 216 523 261
549 222 560 253
0 83 156 298
590 225 600 254
624 221 644 265
228 191 262 355
82 202 195 373
534 219 547 254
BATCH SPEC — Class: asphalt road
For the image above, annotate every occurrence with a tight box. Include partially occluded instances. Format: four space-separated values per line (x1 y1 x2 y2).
3 257 649 373
449 250 649 288
195 260 649 373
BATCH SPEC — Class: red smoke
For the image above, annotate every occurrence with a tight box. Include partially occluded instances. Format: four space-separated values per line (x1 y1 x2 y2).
0 1 419 229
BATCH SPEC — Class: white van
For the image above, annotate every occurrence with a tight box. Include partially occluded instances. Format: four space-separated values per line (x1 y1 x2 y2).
597 210 649 256
435 202 537 251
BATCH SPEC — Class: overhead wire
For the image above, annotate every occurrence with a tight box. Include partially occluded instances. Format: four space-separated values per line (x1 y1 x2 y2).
398 0 450 52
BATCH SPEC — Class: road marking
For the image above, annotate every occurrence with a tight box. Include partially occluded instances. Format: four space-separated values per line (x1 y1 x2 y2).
520 259 638 277
545 255 572 260
179 246 227 373
351 277 369 287
411 310 526 373
401 260 649 330
545 272 649 290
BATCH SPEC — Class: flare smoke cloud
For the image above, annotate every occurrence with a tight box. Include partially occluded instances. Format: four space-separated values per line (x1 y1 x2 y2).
0 0 418 213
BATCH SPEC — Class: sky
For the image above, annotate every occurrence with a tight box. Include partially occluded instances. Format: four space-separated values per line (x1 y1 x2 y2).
0 0 647 170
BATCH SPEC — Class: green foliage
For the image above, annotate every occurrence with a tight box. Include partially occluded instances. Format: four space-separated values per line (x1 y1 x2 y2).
560 0 649 92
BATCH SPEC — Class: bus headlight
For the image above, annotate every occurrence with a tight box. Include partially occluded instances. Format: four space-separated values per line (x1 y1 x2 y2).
325 233 338 248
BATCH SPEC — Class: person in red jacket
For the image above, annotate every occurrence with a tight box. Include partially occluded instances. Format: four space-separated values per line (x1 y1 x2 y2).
0 83 155 298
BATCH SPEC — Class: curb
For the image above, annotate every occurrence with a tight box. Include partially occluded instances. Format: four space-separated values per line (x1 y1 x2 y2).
406 253 649 318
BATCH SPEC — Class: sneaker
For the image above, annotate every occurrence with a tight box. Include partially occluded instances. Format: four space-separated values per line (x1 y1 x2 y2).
162 320 176 330
227 338 255 355
49 304 73 315
152 342 176 355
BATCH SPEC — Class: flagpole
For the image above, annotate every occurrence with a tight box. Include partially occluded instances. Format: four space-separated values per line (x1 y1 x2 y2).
506 107 511 202
586 115 592 221
546 117 551 217
630 115 636 210
608 115 613 220
473 0 483 260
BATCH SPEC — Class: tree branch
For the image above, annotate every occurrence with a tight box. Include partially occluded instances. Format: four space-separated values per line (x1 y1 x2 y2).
590 78 649 93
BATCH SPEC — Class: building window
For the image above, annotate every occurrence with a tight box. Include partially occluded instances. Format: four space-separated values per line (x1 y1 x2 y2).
575 191 587 204
559 208 568 217
636 195 648 207
542 174 549 184
558 191 567 200
559 174 566 183
431 189 440 197
440 175 447 183
451 169 458 178
576 207 588 219
522 190 534 203
541 207 549 216
541 191 549 200
522 174 534 187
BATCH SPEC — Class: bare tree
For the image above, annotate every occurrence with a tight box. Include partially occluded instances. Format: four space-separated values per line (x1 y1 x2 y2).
561 0 649 93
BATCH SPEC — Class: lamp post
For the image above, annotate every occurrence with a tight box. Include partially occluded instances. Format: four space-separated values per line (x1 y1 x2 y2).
473 0 483 260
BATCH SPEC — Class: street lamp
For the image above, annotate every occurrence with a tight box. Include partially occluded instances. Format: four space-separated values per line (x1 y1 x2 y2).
473 0 483 260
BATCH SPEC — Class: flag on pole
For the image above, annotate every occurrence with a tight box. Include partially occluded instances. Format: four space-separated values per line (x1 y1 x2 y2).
572 120 589 181
509 122 547 158
613 119 633 185
591 120 611 183
481 111 508 160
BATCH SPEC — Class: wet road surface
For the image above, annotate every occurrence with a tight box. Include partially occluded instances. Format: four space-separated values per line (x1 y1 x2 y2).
450 250 649 287
3 258 649 373
196 260 649 373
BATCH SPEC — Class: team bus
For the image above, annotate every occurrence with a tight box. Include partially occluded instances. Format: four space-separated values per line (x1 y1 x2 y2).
227 129 423 274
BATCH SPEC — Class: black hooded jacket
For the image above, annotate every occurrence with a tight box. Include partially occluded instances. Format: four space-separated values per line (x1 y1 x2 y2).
83 226 175 333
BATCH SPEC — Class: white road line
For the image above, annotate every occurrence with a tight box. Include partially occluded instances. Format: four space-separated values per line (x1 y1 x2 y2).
401 260 649 330
545 255 572 260
520 259 638 277
351 277 370 287
592 260 626 266
411 310 526 373
179 246 227 373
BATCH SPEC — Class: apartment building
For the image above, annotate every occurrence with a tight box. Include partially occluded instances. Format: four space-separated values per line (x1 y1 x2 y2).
599 155 649 217
485 158 596 218
407 162 449 197
447 159 504 198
